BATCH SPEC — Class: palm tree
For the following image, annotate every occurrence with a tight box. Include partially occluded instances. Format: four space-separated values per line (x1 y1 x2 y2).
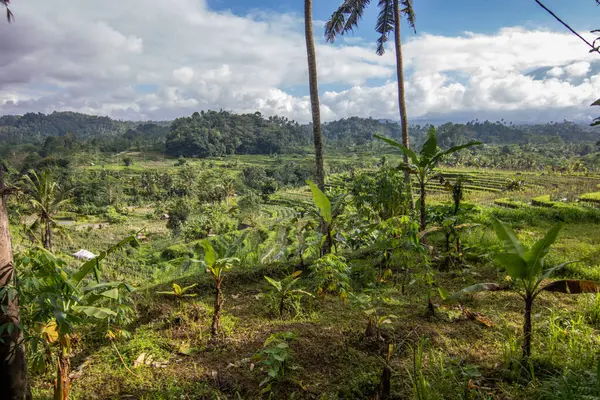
1 0 14 22
304 0 325 191
0 168 30 400
376 127 481 231
325 0 416 202
22 170 72 251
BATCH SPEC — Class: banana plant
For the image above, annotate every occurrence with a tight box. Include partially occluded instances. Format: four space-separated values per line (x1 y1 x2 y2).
157 283 198 306
199 241 239 338
306 180 346 255
18 236 136 400
264 271 313 319
446 218 600 361
375 127 481 231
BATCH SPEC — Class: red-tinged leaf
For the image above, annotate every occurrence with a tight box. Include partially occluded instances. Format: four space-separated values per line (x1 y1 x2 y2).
542 280 600 294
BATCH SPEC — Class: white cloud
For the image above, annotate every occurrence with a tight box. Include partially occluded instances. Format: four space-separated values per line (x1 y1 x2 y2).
547 67 564 77
565 61 591 77
0 1 599 123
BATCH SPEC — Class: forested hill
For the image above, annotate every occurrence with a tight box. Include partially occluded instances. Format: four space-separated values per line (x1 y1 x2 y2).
0 111 598 157
0 111 136 143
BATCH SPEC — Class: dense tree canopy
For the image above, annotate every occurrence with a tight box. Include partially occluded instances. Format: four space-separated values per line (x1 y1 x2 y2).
165 111 310 157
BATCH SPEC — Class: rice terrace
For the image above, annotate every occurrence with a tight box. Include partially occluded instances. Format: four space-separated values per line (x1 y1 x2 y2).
4 1 600 400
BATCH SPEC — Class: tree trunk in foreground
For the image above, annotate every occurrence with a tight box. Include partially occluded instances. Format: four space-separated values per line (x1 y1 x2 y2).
0 169 30 400
54 342 70 400
393 0 414 208
211 280 223 337
419 179 426 231
304 0 325 191
522 294 533 362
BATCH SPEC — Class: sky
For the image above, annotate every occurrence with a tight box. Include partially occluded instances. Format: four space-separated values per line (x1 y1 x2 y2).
1 0 600 123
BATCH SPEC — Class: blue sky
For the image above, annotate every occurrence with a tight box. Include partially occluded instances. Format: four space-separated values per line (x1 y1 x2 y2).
1 0 600 123
207 0 600 38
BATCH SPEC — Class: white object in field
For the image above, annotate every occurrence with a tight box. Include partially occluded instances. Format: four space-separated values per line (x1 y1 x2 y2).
72 249 97 261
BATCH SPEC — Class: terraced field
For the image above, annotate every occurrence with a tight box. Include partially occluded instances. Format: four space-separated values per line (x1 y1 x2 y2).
323 167 600 210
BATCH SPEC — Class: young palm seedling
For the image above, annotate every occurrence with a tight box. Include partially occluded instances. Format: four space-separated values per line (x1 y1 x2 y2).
157 283 198 306
199 241 239 338
375 127 481 231
447 218 600 361
306 180 346 255
264 271 313 319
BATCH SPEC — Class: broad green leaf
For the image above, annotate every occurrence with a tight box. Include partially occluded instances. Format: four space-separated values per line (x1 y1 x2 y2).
173 283 183 296
264 276 282 292
83 282 134 293
491 218 526 258
181 283 198 293
420 126 439 160
99 288 119 299
73 236 136 284
438 287 449 300
72 306 117 319
525 222 563 279
374 134 420 165
494 253 528 280
307 180 332 224
290 289 314 297
201 241 216 268
538 261 577 283
445 283 509 302
541 280 600 294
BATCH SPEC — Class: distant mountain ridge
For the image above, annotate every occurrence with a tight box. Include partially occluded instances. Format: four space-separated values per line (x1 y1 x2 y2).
0 111 598 149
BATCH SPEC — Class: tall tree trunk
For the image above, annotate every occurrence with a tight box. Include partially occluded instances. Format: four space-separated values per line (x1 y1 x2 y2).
419 179 426 231
44 218 52 251
393 0 414 209
54 342 70 400
211 280 223 338
304 0 325 191
522 294 533 362
0 170 30 400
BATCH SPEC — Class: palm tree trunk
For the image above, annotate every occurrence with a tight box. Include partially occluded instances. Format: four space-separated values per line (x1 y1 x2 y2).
44 218 52 251
522 294 533 362
304 0 325 191
0 170 30 400
393 0 414 209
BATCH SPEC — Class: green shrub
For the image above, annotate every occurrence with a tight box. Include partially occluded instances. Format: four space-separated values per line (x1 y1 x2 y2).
309 254 351 300
181 205 237 241
104 206 127 224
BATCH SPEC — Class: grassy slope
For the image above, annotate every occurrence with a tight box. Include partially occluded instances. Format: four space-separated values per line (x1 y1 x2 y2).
25 155 600 399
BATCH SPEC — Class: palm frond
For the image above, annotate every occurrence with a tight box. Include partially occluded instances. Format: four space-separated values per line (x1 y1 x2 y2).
325 0 370 42
1 0 13 22
376 0 395 55
325 8 348 42
344 0 371 34
400 0 416 33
